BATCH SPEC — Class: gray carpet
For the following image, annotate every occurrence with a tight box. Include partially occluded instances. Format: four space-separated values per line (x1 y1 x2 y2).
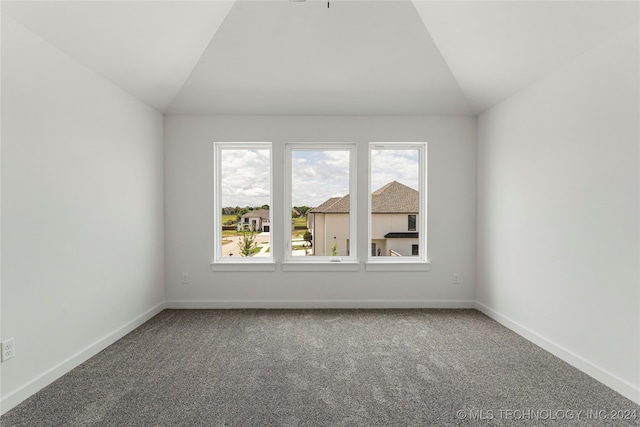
2 309 638 426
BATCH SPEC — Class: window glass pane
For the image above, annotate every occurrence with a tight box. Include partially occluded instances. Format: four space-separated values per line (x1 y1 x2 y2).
408 214 416 231
219 148 271 258
370 148 420 257
291 149 350 257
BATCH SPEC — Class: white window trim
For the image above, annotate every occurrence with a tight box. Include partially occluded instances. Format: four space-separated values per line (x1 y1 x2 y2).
282 142 358 270
366 142 430 271
212 142 275 272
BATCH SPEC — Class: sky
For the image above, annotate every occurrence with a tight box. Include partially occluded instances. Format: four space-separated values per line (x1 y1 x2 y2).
220 149 271 207
220 148 419 208
291 150 350 207
370 149 419 193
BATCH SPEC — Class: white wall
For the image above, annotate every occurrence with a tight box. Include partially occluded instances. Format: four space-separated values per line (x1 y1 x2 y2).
1 16 165 413
164 115 476 307
477 23 639 403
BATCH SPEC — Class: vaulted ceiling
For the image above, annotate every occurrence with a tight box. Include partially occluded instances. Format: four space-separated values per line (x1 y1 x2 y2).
2 1 638 115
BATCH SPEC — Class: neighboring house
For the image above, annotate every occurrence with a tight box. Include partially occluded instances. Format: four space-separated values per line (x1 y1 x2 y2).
307 181 419 256
237 209 270 232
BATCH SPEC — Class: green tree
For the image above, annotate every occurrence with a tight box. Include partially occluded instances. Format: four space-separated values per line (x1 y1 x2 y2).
294 206 312 216
303 230 312 246
235 207 250 223
238 230 259 257
331 242 337 256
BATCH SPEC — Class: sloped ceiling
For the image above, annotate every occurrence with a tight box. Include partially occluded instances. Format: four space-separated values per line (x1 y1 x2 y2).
1 1 235 111
413 1 640 113
2 0 638 115
169 1 472 115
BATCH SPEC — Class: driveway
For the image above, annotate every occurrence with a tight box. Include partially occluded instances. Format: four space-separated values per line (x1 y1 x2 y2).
222 232 271 257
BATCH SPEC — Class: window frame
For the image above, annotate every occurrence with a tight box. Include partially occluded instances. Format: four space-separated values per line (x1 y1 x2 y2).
366 142 429 271
283 142 358 271
211 142 275 271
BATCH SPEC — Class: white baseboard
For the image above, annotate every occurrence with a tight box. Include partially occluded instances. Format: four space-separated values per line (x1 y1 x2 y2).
475 301 640 405
5 300 635 415
0 302 166 416
166 299 476 309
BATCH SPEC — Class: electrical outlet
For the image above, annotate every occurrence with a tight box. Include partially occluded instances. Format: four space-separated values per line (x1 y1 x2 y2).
453 273 460 284
182 273 189 285
2 338 15 362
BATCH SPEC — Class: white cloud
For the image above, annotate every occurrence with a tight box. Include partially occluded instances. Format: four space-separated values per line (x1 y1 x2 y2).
291 150 350 207
220 149 271 207
219 147 420 209
370 149 419 192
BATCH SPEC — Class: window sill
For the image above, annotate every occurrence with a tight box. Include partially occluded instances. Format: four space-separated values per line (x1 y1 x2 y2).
282 260 360 272
365 260 431 272
211 260 276 272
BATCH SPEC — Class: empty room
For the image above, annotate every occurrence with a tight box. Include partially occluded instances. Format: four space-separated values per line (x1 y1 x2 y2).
1 0 638 425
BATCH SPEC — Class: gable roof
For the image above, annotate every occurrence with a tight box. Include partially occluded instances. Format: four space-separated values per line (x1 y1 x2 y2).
241 209 269 219
372 181 418 213
310 181 418 214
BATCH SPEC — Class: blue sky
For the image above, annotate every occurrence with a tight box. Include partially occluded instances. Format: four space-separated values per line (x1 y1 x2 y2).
220 148 419 208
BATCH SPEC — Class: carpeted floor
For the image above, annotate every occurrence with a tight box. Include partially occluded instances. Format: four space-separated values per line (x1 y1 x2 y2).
1 309 638 426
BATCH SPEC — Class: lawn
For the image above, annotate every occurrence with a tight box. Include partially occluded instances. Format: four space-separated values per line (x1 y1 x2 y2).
292 217 308 228
222 229 242 238
291 229 308 239
221 228 308 239
222 214 237 225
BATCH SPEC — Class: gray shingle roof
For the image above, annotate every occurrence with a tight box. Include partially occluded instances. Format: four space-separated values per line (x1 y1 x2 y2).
241 209 269 219
309 197 342 213
309 181 418 214
372 181 418 213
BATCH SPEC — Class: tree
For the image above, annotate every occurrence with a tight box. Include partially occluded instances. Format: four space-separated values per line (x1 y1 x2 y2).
331 242 337 256
294 206 312 216
303 230 312 247
235 207 250 223
238 229 259 257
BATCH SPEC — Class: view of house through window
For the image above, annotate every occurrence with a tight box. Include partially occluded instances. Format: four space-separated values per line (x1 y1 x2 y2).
214 142 425 265
370 146 423 258
216 145 271 259
289 147 353 258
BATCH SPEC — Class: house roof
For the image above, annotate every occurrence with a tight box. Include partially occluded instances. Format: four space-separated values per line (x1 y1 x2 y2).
310 181 418 214
309 197 348 214
241 209 269 219
372 181 418 214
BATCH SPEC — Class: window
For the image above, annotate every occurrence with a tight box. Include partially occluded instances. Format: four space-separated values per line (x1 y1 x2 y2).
212 142 274 271
368 143 427 270
212 141 427 272
408 214 416 231
284 143 357 269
